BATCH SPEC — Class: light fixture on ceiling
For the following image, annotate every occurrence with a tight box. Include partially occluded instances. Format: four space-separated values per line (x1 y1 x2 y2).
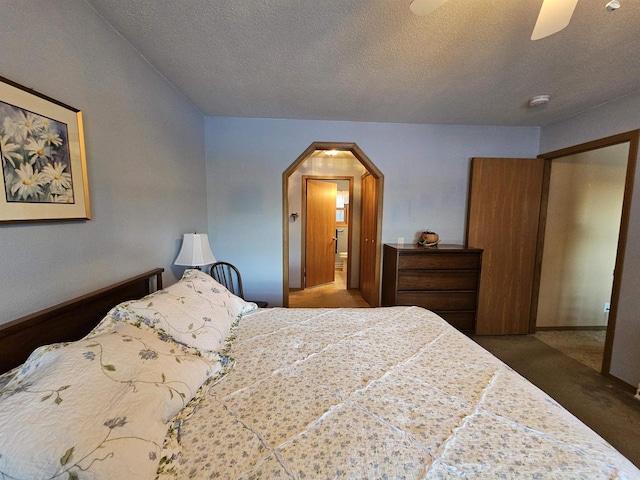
606 0 621 11
529 95 551 107
325 150 339 156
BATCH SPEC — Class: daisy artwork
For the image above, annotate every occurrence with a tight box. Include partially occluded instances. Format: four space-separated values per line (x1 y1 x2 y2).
0 76 90 223
1 103 74 204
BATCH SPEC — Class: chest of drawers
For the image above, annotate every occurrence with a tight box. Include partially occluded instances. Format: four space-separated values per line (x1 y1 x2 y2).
381 244 482 333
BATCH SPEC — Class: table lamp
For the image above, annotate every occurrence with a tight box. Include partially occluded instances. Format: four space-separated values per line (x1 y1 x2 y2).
174 233 216 269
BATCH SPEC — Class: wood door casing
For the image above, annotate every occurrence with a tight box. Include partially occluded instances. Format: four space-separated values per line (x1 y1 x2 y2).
534 131 639 380
467 157 545 335
359 172 378 306
282 142 384 308
305 179 337 288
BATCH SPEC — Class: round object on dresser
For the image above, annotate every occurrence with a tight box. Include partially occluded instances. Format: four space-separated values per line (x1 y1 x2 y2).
418 230 440 246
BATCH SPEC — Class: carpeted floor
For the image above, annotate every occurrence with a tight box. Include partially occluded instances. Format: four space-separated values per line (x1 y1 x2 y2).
473 334 640 468
534 330 605 372
289 270 370 308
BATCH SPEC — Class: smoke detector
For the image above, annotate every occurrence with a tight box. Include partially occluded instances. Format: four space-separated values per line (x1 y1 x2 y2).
529 95 551 107
606 1 621 11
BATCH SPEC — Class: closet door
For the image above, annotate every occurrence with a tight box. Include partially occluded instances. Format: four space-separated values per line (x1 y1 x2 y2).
467 157 545 335
360 172 378 306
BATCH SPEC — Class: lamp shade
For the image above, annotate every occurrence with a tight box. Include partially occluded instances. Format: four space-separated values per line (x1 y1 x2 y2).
174 233 216 267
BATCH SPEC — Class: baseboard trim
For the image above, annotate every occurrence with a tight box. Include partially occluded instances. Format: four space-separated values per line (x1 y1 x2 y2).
535 326 607 331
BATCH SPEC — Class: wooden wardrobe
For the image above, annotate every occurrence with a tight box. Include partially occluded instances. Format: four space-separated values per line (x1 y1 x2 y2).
466 157 546 335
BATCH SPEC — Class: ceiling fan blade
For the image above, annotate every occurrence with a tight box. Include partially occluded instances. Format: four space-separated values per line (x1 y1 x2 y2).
531 0 579 40
409 0 451 17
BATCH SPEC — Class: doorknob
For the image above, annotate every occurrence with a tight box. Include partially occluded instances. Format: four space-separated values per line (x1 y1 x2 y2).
332 237 337 241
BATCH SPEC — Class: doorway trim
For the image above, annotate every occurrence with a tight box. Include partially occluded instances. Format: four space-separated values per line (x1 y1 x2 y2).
532 130 639 378
283 142 384 307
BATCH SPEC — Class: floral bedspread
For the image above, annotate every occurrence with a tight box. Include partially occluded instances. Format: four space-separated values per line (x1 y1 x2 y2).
158 306 639 479
0 269 255 480
0 322 221 480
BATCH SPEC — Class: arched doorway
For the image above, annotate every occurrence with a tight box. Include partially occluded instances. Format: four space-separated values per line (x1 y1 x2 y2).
282 142 384 307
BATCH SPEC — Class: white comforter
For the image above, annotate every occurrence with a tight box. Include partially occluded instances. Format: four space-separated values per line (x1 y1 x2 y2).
2 301 637 479
157 307 640 479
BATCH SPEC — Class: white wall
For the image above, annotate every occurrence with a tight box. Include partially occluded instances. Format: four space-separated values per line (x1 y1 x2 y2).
0 0 207 324
205 116 540 306
540 90 640 387
537 144 627 328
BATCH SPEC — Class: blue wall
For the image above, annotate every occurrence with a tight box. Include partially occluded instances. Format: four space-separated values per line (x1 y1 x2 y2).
0 0 207 323
205 117 540 306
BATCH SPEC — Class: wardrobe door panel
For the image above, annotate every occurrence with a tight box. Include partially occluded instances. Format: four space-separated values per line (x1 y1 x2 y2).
467 157 545 335
360 172 378 306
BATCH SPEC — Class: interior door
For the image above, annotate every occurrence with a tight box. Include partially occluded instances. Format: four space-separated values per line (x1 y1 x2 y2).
467 157 545 335
359 172 378 306
305 180 337 288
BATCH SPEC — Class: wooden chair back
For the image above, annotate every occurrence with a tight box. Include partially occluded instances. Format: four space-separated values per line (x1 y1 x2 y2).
209 261 245 300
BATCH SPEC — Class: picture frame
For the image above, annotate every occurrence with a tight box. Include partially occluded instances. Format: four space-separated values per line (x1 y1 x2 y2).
0 76 90 223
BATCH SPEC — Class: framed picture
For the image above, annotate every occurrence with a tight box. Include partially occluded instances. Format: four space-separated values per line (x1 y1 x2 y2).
0 76 90 223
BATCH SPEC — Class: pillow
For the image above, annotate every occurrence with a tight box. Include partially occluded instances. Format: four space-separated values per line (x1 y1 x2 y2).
104 269 256 353
0 322 219 479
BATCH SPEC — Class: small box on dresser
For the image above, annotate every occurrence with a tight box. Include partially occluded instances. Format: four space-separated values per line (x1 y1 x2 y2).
382 243 483 334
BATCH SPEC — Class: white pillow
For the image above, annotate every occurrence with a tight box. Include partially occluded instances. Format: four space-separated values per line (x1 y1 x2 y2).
106 269 256 353
0 322 218 479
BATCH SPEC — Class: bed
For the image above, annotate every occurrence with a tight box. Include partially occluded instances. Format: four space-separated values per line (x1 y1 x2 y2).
1 269 638 479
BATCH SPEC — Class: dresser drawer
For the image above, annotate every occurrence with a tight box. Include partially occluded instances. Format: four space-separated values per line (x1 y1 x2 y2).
437 311 476 332
396 291 477 311
397 253 480 270
397 270 479 291
382 244 482 334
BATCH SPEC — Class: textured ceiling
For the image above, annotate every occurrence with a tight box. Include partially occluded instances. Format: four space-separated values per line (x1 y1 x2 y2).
85 0 640 127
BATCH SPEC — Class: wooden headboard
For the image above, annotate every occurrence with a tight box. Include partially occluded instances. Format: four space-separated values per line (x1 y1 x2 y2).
0 268 164 374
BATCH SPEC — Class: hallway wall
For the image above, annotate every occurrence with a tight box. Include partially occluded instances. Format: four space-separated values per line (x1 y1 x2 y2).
537 143 628 328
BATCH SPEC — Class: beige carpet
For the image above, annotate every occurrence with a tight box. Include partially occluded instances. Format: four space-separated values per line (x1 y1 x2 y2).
288 270 370 308
534 330 605 372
